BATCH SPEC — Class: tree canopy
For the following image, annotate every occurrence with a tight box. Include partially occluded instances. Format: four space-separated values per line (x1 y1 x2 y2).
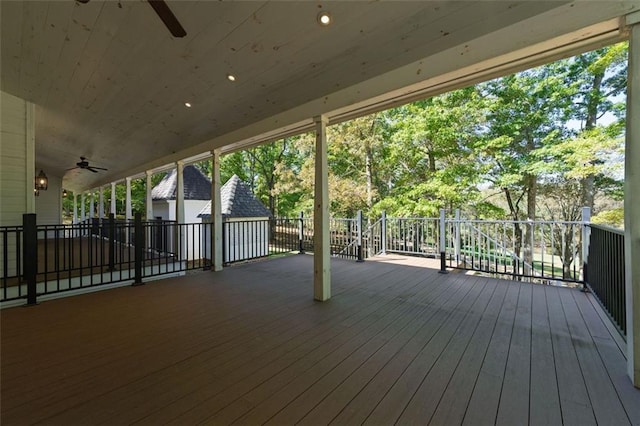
65 43 627 231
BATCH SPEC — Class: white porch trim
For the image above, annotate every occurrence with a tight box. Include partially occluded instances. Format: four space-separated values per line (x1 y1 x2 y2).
110 182 116 216
125 177 132 221
145 171 153 221
314 115 330 302
98 187 104 219
210 150 223 271
625 15 640 388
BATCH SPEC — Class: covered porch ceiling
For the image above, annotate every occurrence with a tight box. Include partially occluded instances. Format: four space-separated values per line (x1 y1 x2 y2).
1 1 638 193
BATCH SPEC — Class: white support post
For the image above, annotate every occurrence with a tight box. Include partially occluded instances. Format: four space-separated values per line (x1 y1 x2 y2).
146 171 154 249
73 193 78 224
211 151 223 271
298 211 305 254
581 206 591 285
98 187 104 220
110 182 117 216
89 191 95 219
439 208 448 274
454 209 461 264
314 115 331 301
80 193 86 222
125 178 133 245
381 211 387 255
625 17 640 388
125 177 132 221
176 161 185 224
145 171 153 221
175 161 185 258
356 210 364 262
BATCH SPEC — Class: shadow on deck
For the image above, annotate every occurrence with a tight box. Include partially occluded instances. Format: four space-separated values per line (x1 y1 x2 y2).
1 254 638 425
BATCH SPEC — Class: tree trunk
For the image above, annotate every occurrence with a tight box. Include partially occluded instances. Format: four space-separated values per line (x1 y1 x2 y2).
580 71 603 211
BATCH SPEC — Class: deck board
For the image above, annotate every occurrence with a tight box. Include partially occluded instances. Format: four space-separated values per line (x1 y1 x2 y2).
361 276 488 424
529 283 562 425
462 282 520 425
427 277 508 426
496 283 532 425
546 285 598 425
2 254 639 425
559 288 631 425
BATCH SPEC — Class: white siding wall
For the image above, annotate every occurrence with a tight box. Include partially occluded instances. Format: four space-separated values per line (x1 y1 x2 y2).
152 200 171 220
1 91 35 279
35 172 62 225
1 91 35 226
152 200 210 260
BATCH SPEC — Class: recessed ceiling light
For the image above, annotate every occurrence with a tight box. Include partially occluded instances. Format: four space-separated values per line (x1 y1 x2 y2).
184 102 192 108
227 74 236 82
317 12 332 26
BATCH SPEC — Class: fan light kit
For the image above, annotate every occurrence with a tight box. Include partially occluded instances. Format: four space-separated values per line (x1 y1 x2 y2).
227 74 237 82
67 157 109 174
185 102 192 108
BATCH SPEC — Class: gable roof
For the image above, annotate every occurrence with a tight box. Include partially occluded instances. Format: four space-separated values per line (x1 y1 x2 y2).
152 165 211 201
198 175 272 219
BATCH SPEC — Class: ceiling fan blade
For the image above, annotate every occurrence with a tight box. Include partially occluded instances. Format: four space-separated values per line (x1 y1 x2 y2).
65 166 80 171
147 0 187 38
87 167 100 173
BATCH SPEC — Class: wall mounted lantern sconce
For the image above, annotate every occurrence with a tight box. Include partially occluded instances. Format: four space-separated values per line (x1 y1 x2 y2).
35 170 49 191
62 189 68 197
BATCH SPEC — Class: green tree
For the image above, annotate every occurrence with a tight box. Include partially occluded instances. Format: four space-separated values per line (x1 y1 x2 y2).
374 87 486 217
477 62 575 268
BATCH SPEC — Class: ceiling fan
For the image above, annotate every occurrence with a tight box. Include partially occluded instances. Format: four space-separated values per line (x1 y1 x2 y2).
67 157 109 173
76 0 186 38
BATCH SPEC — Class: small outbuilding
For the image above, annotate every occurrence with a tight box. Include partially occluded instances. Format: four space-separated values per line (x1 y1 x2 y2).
198 174 272 263
152 165 211 260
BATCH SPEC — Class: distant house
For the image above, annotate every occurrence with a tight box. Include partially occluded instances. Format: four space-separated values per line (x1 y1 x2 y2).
152 165 211 260
198 174 272 263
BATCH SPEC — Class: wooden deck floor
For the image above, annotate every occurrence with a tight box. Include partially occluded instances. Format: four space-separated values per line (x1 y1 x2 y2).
1 254 638 425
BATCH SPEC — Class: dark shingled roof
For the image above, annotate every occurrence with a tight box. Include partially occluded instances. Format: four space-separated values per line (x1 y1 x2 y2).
152 165 211 201
197 174 272 219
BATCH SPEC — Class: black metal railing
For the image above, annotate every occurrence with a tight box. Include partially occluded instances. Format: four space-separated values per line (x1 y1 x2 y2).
585 224 626 336
1 214 212 304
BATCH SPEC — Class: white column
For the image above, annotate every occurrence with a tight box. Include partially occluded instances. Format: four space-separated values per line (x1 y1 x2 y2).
211 150 223 271
314 115 330 301
89 191 95 219
125 177 132 221
146 171 154 220
175 161 185 224
625 16 640 388
98 187 104 219
73 193 78 224
80 193 86 222
110 182 117 216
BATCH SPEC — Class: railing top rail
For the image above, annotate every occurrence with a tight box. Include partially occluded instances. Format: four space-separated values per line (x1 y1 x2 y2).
451 219 585 226
387 217 439 221
0 225 23 231
588 223 624 235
